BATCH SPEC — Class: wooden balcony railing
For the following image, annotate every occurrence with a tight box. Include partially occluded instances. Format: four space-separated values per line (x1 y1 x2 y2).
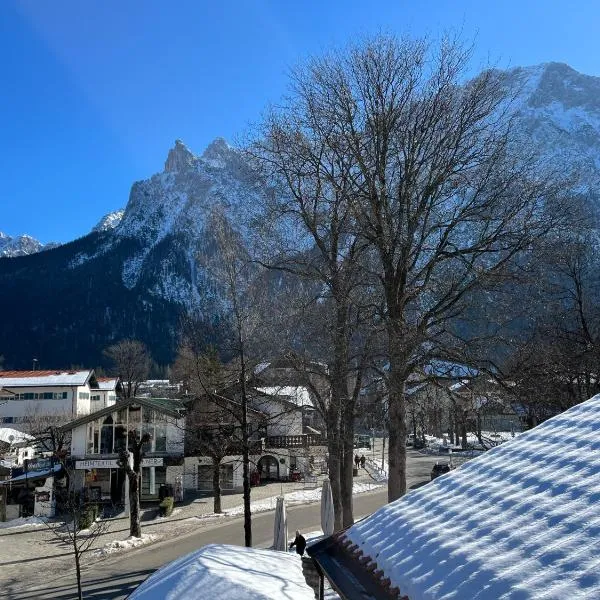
265 433 325 448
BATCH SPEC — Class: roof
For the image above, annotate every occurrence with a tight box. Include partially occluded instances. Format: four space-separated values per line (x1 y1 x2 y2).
313 394 600 600
256 386 314 408
96 377 119 391
0 370 93 387
0 427 34 445
60 396 186 431
129 543 316 600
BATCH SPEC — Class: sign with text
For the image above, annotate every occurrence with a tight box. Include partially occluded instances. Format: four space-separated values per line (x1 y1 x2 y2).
75 458 164 469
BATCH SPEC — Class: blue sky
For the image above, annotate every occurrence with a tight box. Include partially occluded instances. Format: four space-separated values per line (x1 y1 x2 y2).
2 0 599 242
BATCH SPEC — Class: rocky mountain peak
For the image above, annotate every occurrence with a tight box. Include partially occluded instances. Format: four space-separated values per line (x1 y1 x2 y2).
164 139 196 173
202 137 231 159
92 209 125 232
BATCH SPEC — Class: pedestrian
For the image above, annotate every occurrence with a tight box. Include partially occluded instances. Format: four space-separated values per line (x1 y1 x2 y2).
360 454 366 468
354 454 360 468
289 530 307 556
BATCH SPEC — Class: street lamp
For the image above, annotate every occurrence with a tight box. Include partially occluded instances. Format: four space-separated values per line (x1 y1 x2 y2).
32 358 38 371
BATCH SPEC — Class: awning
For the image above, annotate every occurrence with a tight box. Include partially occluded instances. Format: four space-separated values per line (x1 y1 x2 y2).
0 464 63 485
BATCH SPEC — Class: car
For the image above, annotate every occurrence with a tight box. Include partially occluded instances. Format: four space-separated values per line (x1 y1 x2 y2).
430 462 455 480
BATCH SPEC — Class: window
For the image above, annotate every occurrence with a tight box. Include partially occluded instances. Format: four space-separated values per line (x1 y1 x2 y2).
78 392 90 400
91 395 100 401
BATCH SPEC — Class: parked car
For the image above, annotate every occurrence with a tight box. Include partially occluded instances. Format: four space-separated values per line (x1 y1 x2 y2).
431 462 455 480
354 434 371 449
413 438 427 450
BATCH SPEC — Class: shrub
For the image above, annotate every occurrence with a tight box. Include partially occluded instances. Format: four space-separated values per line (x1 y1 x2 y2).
77 504 98 530
159 496 174 517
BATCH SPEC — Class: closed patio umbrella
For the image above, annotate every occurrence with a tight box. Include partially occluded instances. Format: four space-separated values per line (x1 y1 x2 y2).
273 496 288 551
320 478 335 536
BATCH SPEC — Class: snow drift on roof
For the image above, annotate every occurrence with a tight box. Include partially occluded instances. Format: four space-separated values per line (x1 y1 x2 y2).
0 427 34 445
346 394 600 600
128 543 315 600
0 370 91 387
256 386 313 408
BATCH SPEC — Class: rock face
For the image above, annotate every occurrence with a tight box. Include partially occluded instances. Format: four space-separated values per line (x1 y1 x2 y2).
92 210 125 232
2 62 600 368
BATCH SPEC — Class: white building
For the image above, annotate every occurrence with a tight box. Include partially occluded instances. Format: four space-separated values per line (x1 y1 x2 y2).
93 377 120 411
63 396 186 503
0 370 116 428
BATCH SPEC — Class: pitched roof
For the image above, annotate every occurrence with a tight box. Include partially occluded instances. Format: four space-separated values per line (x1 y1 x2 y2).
0 370 93 387
311 394 600 600
59 397 186 431
96 377 119 391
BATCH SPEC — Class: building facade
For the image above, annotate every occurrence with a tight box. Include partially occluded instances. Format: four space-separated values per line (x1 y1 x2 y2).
0 370 115 428
63 397 185 503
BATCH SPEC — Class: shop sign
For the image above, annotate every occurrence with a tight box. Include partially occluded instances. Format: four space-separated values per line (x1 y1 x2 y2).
76 457 164 469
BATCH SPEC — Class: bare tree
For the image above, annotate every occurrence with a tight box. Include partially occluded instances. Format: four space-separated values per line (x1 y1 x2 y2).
42 462 109 600
250 77 379 528
265 34 569 501
104 340 150 398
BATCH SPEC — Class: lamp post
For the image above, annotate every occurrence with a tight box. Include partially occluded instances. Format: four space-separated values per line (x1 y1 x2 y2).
32 358 38 371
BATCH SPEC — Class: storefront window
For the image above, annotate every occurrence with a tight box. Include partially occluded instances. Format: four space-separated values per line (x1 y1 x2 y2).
154 425 167 452
114 424 127 452
100 415 114 454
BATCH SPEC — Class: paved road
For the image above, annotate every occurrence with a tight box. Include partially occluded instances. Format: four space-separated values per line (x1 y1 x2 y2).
7 449 440 600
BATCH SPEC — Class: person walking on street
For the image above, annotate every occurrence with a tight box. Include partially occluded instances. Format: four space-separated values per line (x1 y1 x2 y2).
360 455 366 468
290 530 307 556
354 454 360 469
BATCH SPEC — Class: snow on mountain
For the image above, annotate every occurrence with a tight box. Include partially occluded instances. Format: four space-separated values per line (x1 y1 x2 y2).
105 137 263 302
0 232 59 258
505 62 600 190
92 209 124 232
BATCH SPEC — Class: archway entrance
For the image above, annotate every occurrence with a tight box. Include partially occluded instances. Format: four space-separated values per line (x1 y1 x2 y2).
257 455 280 481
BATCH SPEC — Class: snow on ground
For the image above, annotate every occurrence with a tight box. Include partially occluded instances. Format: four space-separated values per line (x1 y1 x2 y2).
128 543 316 600
346 395 600 600
224 482 382 517
0 516 46 530
92 534 158 557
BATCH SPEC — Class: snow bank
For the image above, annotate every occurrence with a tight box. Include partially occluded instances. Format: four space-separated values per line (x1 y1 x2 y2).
346 394 600 599
224 482 382 517
129 543 315 599
92 534 158 557
0 516 46 530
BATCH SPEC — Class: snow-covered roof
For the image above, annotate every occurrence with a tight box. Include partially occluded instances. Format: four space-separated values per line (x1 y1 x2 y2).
129 543 316 600
96 377 119 391
256 386 313 408
0 427 34 445
0 370 92 387
337 394 600 599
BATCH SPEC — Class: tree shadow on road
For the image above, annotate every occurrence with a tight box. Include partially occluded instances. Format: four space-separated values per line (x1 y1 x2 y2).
4 567 154 600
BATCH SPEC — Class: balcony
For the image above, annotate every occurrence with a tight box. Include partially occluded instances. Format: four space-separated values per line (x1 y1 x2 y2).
265 434 325 449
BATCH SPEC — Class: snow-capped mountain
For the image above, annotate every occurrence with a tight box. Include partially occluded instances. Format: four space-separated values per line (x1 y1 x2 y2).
92 210 124 232
2 62 600 369
503 62 600 191
0 232 60 257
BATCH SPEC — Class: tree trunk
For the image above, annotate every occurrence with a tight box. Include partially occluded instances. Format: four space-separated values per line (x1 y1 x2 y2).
129 471 141 538
239 346 252 547
448 407 455 445
74 546 83 600
340 400 354 528
326 416 342 531
212 457 222 514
